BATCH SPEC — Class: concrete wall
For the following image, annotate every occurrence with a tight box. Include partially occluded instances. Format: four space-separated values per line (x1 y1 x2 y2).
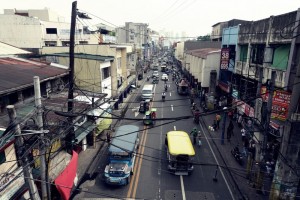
202 52 221 87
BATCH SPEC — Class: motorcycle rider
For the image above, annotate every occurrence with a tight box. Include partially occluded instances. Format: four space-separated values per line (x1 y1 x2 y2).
162 92 166 101
147 75 150 81
164 84 168 91
194 108 200 123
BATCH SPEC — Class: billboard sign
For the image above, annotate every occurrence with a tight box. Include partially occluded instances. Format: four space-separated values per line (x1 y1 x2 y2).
220 48 230 70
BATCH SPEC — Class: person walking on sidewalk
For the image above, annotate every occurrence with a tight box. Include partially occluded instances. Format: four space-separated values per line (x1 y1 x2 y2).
237 114 243 128
190 127 198 145
227 120 234 142
215 113 221 130
106 131 111 143
241 128 246 143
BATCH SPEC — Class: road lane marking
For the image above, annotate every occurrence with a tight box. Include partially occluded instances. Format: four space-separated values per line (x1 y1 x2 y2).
134 111 139 117
171 105 173 111
131 125 148 198
169 92 172 96
180 175 186 200
130 99 154 198
126 128 146 198
199 121 235 199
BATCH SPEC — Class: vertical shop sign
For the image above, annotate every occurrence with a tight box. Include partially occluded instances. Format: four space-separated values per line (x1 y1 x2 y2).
220 48 230 70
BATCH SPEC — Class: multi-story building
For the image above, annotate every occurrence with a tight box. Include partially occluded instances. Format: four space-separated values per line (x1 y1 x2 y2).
211 19 250 42
0 8 98 53
219 9 300 199
116 22 150 67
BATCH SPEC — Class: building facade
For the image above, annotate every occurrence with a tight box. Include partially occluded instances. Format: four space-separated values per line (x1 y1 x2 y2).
0 8 98 52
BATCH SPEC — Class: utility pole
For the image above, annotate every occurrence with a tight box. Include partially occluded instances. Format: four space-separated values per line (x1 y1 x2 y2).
247 66 263 178
7 105 40 200
34 76 48 200
66 1 77 153
256 70 276 193
68 0 77 113
254 66 263 123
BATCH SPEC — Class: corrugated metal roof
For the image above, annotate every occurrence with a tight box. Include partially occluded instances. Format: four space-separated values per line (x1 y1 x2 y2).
0 42 31 55
186 48 220 59
0 57 68 95
42 53 114 62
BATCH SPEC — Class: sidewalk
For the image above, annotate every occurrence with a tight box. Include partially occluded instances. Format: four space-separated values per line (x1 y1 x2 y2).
198 99 270 200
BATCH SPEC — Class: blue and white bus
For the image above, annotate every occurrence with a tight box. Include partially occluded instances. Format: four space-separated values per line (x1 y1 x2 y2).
104 125 140 185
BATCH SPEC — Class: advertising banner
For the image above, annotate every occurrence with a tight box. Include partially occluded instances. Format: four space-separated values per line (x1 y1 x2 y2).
261 86 291 121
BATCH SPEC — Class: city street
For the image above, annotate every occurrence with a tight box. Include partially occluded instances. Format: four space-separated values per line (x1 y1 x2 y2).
76 70 234 200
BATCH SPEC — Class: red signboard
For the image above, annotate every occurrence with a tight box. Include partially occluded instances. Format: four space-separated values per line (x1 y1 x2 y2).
220 48 230 70
232 99 254 117
261 86 291 121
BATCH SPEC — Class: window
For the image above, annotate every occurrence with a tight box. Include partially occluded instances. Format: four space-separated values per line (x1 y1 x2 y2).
45 41 57 46
79 41 88 44
240 45 248 62
46 28 58 34
62 41 70 46
0 151 6 164
102 67 110 79
251 45 265 65
272 45 290 70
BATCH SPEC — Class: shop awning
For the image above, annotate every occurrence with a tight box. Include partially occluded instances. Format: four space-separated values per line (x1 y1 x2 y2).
48 151 72 182
55 151 78 200
74 120 96 143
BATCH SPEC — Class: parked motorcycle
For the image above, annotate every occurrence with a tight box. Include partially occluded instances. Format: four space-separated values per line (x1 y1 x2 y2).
231 145 243 165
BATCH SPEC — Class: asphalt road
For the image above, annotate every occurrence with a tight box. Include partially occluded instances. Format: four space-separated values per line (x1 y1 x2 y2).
78 71 235 200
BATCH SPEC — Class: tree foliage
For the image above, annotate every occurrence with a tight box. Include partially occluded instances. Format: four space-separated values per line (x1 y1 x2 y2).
197 34 211 41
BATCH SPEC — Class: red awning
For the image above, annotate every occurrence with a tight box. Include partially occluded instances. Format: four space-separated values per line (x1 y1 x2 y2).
55 151 78 200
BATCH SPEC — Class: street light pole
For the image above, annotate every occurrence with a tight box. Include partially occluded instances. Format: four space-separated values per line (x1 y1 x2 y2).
221 107 228 145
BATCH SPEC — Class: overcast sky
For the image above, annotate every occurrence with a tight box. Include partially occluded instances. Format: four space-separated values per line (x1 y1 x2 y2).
2 0 299 38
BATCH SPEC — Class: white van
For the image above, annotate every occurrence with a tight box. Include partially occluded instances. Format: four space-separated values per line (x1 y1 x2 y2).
141 84 154 100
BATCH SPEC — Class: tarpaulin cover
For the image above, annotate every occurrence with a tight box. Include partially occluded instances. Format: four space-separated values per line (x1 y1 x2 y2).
55 151 78 200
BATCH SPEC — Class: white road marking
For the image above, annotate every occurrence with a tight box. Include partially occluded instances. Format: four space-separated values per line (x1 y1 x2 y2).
180 175 186 200
169 92 172 96
174 126 176 131
199 121 235 200
171 105 174 111
134 112 139 117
